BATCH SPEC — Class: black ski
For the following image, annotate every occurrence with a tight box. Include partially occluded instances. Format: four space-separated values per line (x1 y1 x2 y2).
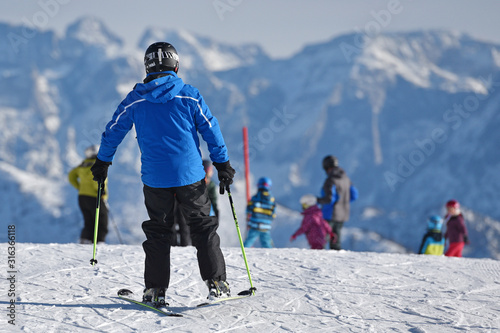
117 289 183 317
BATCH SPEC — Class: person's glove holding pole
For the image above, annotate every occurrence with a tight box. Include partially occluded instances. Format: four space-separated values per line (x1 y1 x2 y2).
213 161 235 194
91 158 112 182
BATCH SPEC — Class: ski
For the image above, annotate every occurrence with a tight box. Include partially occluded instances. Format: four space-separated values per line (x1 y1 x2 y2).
196 289 255 307
117 289 183 317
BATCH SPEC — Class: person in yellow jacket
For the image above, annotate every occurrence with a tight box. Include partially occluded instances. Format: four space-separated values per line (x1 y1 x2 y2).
68 145 109 244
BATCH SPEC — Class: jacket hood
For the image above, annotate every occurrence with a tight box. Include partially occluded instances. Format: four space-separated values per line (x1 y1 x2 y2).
134 72 185 103
329 166 346 178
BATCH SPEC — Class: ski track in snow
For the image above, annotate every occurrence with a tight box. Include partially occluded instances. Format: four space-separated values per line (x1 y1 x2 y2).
4 243 500 332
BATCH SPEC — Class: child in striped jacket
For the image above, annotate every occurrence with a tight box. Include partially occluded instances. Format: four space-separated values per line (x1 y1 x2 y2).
243 177 276 248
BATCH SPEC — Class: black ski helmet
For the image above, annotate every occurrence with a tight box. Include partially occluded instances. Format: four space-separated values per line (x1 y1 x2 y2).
144 42 179 74
322 155 339 170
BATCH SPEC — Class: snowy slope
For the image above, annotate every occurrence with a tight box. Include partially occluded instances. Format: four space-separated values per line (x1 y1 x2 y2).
1 18 500 258
6 243 500 332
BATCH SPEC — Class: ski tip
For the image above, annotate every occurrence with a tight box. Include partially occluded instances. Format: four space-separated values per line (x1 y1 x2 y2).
117 288 133 296
160 309 184 317
197 302 210 307
237 287 256 296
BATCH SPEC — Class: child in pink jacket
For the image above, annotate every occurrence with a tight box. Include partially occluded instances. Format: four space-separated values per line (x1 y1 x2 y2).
290 194 336 249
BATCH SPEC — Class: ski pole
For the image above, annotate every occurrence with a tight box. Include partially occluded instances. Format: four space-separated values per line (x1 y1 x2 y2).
221 184 256 295
90 181 104 266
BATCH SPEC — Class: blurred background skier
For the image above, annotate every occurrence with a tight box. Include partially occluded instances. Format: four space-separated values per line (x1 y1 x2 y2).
418 215 445 255
290 194 336 249
68 145 109 244
203 159 219 217
317 155 358 250
444 199 469 257
243 177 276 248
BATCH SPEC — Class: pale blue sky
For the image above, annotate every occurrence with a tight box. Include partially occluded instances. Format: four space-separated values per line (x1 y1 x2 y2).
2 0 500 58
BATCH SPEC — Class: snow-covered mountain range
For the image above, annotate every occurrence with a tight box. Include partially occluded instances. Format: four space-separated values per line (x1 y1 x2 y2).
1 17 499 258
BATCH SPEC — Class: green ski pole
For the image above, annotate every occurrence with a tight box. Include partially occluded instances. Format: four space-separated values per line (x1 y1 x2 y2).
221 184 256 296
90 181 104 266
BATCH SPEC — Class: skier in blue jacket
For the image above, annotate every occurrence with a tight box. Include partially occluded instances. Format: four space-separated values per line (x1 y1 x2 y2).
91 42 235 309
418 215 445 255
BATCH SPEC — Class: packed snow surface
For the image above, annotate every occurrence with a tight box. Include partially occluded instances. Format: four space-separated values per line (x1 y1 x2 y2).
5 243 500 332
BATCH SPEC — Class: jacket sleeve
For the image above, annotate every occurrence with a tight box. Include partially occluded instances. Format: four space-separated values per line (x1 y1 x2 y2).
271 197 277 218
418 234 428 254
293 218 310 237
193 92 229 164
458 215 469 237
350 185 359 202
246 199 254 215
317 177 336 205
68 167 80 189
97 95 136 162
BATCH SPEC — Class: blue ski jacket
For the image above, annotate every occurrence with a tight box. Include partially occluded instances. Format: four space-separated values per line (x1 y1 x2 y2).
246 189 276 230
97 72 229 188
418 230 445 255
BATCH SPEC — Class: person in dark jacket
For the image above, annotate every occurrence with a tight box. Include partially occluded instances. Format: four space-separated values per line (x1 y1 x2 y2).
90 42 235 309
418 215 445 255
243 177 276 248
317 155 358 250
444 199 469 257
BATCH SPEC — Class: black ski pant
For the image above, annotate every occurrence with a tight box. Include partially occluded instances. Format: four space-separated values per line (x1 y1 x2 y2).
329 221 344 250
79 195 108 243
142 180 226 289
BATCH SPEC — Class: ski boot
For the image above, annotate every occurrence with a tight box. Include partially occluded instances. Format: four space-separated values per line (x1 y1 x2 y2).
142 288 168 309
206 280 231 301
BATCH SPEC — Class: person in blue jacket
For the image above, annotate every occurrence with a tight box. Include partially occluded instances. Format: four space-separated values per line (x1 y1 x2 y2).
90 42 235 309
243 177 276 248
418 215 445 255
317 155 358 250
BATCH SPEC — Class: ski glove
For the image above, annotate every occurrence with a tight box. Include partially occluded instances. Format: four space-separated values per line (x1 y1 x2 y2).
213 161 235 192
91 158 112 183
330 232 337 244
